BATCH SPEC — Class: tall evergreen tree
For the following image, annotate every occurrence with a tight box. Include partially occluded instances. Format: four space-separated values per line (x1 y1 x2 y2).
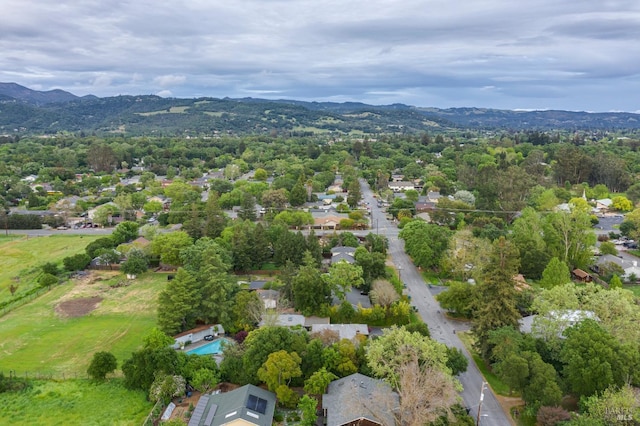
203 192 228 239
289 176 307 207
292 252 331 315
238 192 257 221
157 269 199 335
472 237 522 360
346 180 362 209
305 230 323 266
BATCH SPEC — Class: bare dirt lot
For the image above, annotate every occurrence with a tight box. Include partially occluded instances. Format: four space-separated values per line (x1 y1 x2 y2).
55 296 103 317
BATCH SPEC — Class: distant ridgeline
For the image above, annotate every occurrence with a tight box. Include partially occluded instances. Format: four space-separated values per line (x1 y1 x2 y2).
2 82 640 135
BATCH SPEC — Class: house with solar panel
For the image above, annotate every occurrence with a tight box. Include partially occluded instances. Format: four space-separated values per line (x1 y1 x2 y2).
187 384 276 426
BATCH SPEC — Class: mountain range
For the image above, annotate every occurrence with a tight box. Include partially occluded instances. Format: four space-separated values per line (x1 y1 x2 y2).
1 82 639 135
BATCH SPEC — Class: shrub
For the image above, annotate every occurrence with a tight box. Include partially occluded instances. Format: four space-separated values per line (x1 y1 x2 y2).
41 262 59 276
39 273 58 287
87 351 118 381
85 237 116 258
536 406 571 426
63 253 91 272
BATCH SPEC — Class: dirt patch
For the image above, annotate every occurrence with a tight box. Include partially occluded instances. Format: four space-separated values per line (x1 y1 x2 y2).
56 296 103 318
495 394 522 425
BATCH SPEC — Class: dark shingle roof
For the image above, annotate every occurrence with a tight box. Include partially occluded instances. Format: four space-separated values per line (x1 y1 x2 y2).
188 384 275 426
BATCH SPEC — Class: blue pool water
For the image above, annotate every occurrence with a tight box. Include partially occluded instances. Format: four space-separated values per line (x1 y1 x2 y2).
186 338 230 355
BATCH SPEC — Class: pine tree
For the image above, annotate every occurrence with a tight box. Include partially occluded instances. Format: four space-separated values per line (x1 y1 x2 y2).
472 237 522 360
289 177 307 207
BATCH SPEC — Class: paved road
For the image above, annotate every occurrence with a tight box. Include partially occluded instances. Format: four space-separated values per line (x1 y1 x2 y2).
361 179 512 426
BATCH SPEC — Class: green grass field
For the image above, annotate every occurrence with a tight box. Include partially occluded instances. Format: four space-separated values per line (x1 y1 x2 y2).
0 271 165 376
0 379 152 426
624 284 640 297
0 235 101 304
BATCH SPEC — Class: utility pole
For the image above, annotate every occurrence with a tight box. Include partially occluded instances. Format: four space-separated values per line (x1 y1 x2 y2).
476 381 487 425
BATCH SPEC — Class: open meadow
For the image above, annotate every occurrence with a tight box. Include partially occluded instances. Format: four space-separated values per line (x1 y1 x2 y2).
0 234 101 305
0 379 152 426
0 270 166 376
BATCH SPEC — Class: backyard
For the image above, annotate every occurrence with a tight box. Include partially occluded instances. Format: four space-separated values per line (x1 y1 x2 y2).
0 270 165 376
0 379 152 425
0 234 101 305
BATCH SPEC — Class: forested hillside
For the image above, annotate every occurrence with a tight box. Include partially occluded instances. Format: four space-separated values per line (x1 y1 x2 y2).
3 82 640 136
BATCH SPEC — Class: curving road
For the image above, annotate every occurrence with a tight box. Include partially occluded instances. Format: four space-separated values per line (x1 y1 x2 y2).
361 179 512 426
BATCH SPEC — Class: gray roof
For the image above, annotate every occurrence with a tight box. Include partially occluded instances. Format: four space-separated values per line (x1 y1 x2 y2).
596 254 626 268
188 384 276 426
304 316 331 326
323 373 399 426
332 288 372 309
259 314 306 327
331 253 355 264
330 246 357 255
249 280 269 290
257 289 279 300
520 310 599 337
311 324 369 340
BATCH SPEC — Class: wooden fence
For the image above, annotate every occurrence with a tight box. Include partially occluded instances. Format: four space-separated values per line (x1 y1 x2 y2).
0 370 89 380
0 287 48 317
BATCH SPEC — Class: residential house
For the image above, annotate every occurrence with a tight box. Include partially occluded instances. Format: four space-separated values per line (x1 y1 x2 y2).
623 261 640 282
572 269 593 283
331 287 372 309
388 181 415 192
311 324 369 341
314 215 345 230
331 254 356 265
554 203 572 213
330 246 356 257
259 314 331 329
323 373 399 426
188 384 276 426
426 191 442 203
592 254 626 274
257 289 279 310
415 212 431 222
21 174 38 183
173 325 225 349
316 193 338 203
595 198 613 211
520 310 599 338
259 314 306 328
304 316 331 327
248 280 268 291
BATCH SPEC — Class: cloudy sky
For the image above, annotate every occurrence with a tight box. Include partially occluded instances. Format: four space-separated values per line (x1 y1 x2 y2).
2 0 640 111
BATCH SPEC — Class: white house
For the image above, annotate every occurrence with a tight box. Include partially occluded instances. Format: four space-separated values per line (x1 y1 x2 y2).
172 324 225 349
520 310 598 339
623 261 640 282
388 181 415 192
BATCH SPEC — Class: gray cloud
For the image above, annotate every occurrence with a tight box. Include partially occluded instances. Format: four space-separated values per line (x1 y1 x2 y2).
1 0 640 111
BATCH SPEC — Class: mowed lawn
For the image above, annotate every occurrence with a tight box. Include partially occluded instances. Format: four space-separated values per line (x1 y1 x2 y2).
0 379 152 426
0 234 101 304
0 271 166 376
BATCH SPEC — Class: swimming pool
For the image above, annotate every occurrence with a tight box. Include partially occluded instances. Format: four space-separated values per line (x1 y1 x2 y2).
186 338 230 356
